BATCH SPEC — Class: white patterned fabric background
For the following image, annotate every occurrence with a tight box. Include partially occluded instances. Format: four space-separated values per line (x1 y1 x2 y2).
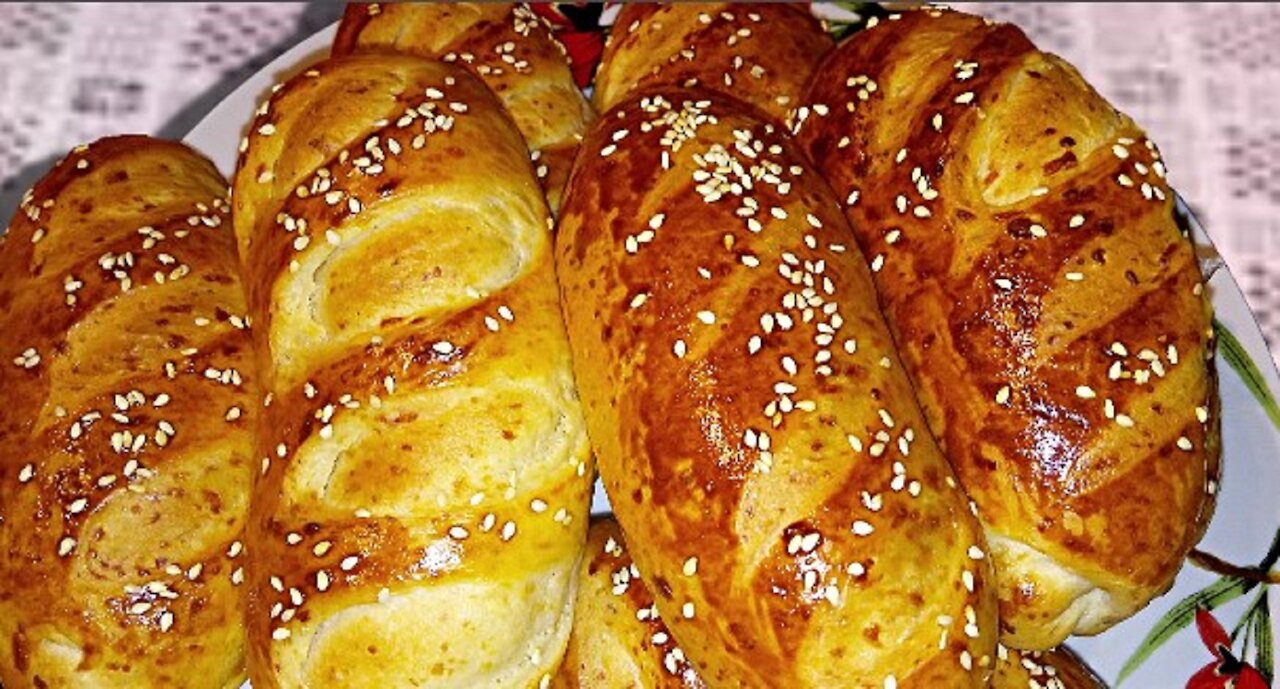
2 2 1279 364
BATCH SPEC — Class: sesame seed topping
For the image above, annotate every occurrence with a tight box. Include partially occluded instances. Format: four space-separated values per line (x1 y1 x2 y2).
683 557 699 576
852 520 875 536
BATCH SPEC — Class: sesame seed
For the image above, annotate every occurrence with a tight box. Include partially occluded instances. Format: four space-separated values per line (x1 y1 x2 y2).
683 602 695 618
58 537 76 556
1196 406 1209 423
683 557 699 576
1115 413 1135 428
530 499 548 513
852 520 875 536
1076 386 1096 399
954 91 975 105
340 555 360 570
1112 144 1129 159
696 311 716 325
1177 436 1194 451
316 571 331 591
1069 214 1086 228
995 385 1011 405
272 627 291 640
967 545 985 560
1065 272 1085 281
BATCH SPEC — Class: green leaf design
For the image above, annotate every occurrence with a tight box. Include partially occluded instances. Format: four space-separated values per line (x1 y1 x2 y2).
1215 319 1280 431
1115 575 1251 686
1253 591 1274 683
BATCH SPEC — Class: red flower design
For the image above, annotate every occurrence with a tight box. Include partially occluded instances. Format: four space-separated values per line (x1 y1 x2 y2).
556 30 604 88
1187 607 1269 689
530 2 607 88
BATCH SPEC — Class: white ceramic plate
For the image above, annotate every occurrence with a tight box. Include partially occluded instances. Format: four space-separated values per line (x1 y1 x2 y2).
187 21 1280 689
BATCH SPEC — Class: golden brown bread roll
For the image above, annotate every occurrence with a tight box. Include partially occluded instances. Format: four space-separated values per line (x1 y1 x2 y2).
0 136 253 688
993 645 1106 689
232 54 592 687
594 4 833 123
557 521 1106 689
796 8 1220 649
332 2 594 211
556 87 998 687
553 518 706 689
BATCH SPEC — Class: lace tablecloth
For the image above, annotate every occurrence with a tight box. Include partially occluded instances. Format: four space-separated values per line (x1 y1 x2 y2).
3 2 1278 364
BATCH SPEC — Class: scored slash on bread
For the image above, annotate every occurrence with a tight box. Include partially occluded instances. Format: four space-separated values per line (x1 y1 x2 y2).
0 137 255 689
232 55 592 688
796 7 1221 650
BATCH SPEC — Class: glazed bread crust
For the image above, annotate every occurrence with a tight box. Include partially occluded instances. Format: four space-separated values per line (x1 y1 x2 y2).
992 645 1105 689
0 136 253 689
232 55 592 687
333 2 594 210
558 521 1104 689
594 3 833 123
553 518 706 689
797 8 1220 649
556 87 997 688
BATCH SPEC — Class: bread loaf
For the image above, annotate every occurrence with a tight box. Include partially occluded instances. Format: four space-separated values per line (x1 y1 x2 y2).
556 87 998 687
992 645 1104 689
553 518 706 689
796 8 1220 648
0 136 253 688
593 4 833 123
556 520 1103 689
333 2 594 211
232 54 592 687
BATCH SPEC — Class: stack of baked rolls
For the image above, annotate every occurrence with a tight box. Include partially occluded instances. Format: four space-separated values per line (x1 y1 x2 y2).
332 1 594 211
555 5 1000 686
0 137 255 688
796 6 1220 650
231 54 591 686
0 3 1225 687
